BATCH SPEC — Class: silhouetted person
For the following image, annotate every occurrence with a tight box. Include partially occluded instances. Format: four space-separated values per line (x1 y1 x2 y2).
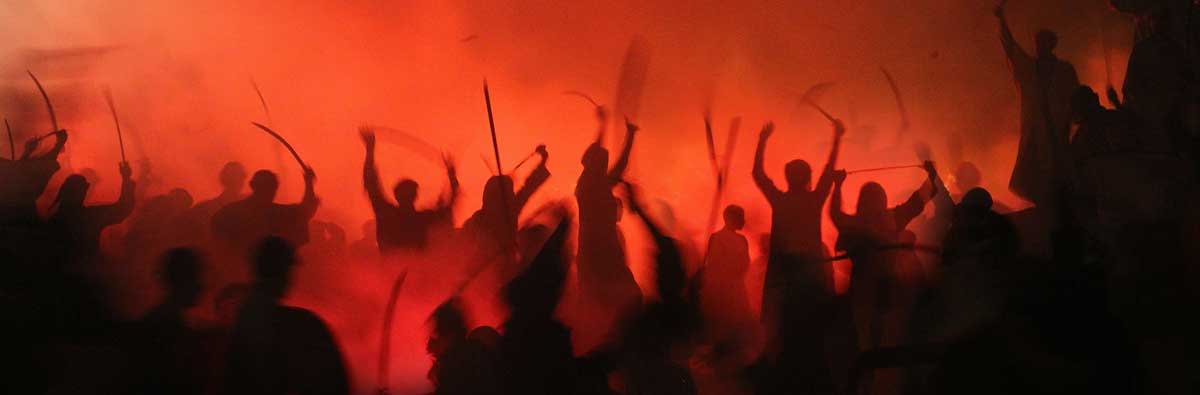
0 129 66 227
134 247 207 395
48 161 136 264
187 162 247 236
500 210 592 394
348 219 379 262
831 161 939 353
461 144 549 267
124 187 194 256
617 181 699 395
360 128 458 254
212 168 318 252
223 236 349 395
575 116 641 351
699 205 754 352
995 2 1080 208
752 120 843 354
426 298 501 395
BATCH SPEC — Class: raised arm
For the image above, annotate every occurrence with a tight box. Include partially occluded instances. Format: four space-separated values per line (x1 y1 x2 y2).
813 119 846 198
298 166 320 220
23 130 67 161
359 128 389 212
829 170 850 228
514 145 550 212
995 2 1033 73
895 161 940 229
752 122 783 201
93 162 137 226
436 155 460 211
607 118 638 182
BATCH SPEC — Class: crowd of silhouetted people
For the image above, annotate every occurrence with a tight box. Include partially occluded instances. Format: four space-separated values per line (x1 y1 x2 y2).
3 2 1199 394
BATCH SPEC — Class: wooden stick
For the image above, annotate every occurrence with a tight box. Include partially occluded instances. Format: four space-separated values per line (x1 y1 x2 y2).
847 164 923 175
103 88 127 163
483 81 502 175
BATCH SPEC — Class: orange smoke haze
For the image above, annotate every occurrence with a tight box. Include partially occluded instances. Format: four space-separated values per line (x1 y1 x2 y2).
0 0 1134 392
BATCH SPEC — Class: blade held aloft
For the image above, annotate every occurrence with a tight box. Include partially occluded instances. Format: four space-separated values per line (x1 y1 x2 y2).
5 118 14 160
103 88 127 163
27 70 58 132
250 122 307 170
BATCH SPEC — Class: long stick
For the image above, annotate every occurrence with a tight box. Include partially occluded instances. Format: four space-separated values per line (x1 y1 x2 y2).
27 71 58 132
103 88 127 163
703 115 719 178
376 270 408 395
5 118 13 160
483 81 503 174
847 164 923 175
250 122 307 170
563 90 600 107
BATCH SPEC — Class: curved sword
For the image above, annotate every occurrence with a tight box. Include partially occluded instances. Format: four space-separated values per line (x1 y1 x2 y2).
250 122 307 170
27 70 58 132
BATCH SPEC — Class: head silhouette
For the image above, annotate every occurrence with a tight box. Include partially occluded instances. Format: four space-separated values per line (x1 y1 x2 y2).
219 162 247 194
56 174 90 209
393 179 418 206
252 236 297 299
723 205 746 231
248 170 279 201
1035 29 1058 58
582 143 609 172
167 188 194 212
856 182 889 218
784 160 812 191
160 247 204 308
954 162 982 192
1070 86 1103 123
427 298 468 355
482 175 515 212
960 187 994 213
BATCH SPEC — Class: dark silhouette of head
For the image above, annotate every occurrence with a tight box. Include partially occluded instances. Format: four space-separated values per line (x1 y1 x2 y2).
167 188 194 212
954 162 982 193
220 161 247 195
857 182 889 218
251 236 298 300
1070 86 1103 123
582 143 609 172
1035 29 1058 58
56 174 90 209
248 170 279 201
783 160 812 191
393 179 418 206
428 297 469 355
723 204 746 231
160 247 204 308
80 167 101 186
482 175 515 212
960 187 994 213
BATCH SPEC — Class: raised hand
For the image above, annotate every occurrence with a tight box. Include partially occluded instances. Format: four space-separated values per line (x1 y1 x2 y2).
833 169 848 184
596 105 608 124
303 165 317 181
923 160 938 178
624 117 640 134
535 144 549 160
759 122 775 140
832 118 846 138
359 126 376 149
119 161 133 179
993 0 1007 18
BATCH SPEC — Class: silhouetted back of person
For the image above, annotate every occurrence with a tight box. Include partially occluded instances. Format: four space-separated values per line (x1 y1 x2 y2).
133 247 208 395
461 145 549 265
223 237 349 395
426 298 501 395
212 168 318 252
574 118 641 352
47 161 136 265
700 205 754 349
185 162 247 240
752 120 844 361
0 129 66 227
995 3 1080 208
501 211 587 395
360 128 458 254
